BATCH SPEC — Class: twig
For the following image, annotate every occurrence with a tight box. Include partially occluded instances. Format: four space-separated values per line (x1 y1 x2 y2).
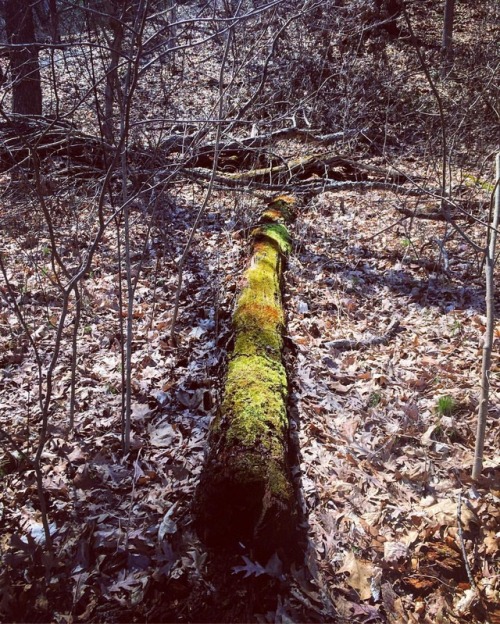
324 319 401 351
364 215 410 242
457 492 477 590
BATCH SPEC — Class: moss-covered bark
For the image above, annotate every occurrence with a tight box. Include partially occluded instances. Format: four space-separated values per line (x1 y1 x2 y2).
195 196 297 555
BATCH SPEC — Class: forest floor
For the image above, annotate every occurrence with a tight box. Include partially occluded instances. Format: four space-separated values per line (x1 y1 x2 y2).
1 173 499 623
0 1 499 622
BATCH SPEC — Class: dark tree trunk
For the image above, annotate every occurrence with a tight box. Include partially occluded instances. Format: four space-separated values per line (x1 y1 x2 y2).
374 0 402 37
4 0 43 116
48 0 61 44
442 0 456 54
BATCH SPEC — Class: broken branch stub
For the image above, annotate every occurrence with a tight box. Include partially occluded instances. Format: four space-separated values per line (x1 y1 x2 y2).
195 195 297 555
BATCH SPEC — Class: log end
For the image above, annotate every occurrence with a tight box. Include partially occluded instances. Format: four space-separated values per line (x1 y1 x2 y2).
195 448 297 557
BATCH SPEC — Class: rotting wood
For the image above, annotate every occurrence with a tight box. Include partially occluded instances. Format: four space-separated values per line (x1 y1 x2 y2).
0 116 412 192
0 117 429 201
195 195 297 556
162 126 362 157
181 166 424 196
202 151 406 184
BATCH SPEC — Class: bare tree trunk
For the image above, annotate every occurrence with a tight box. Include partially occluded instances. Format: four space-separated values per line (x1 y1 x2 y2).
442 0 455 55
48 0 61 44
166 0 177 68
103 6 125 144
472 153 500 481
4 0 43 116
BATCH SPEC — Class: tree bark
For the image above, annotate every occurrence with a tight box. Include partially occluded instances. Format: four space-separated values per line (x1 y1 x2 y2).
373 0 402 36
48 0 61 44
472 153 500 480
4 0 43 116
195 195 297 556
442 0 455 55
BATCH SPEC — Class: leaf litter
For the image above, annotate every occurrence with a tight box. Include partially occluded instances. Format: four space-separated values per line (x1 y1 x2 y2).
0 23 499 621
1 179 497 623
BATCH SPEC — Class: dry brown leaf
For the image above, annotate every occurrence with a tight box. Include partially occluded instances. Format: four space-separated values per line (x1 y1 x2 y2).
455 588 479 617
338 551 374 600
383 541 409 564
381 582 408 624
329 380 352 393
402 530 420 546
425 498 478 530
483 531 500 556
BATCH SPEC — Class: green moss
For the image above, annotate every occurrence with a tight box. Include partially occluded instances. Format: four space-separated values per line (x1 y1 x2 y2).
464 174 495 193
227 451 293 501
221 354 288 449
251 223 291 255
212 197 294 459
233 237 285 358
196 196 298 553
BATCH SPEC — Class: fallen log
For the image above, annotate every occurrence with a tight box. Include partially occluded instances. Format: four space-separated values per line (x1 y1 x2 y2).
0 117 111 171
195 195 297 556
181 165 425 195
163 126 362 158
182 150 410 190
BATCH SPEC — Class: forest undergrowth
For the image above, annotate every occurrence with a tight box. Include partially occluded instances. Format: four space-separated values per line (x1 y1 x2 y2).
0 0 499 622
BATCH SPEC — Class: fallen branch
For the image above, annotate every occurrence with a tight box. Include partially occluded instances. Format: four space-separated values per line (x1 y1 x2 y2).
456 492 477 590
324 319 401 351
394 204 476 221
181 165 421 195
163 126 362 157
200 150 406 183
0 116 111 170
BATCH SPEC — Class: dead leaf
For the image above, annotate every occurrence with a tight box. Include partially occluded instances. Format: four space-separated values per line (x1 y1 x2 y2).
158 503 178 541
232 556 266 578
383 541 409 564
131 402 153 422
329 380 352 393
176 388 203 408
425 498 478 530
483 531 499 556
338 551 374 600
381 582 408 624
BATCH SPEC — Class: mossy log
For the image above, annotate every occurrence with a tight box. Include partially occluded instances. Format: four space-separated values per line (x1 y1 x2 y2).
195 196 297 555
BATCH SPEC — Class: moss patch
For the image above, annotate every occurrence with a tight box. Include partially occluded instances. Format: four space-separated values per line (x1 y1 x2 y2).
221 354 288 449
224 197 292 444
